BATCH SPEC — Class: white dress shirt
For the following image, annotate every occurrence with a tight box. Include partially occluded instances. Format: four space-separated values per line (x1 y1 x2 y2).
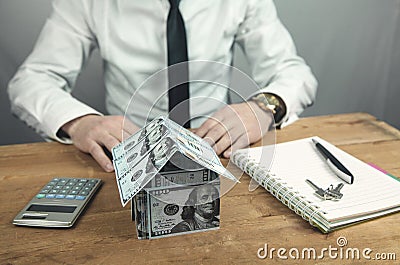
8 0 317 143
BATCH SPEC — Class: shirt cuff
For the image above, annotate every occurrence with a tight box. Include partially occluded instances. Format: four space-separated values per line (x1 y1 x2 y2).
42 97 103 144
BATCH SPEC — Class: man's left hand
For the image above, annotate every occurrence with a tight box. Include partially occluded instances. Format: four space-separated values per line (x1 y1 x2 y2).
195 101 273 158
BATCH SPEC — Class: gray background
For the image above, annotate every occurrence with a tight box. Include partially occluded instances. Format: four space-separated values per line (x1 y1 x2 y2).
1 0 399 145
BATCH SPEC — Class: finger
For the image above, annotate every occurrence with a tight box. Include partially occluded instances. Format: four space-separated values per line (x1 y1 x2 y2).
203 136 216 147
213 132 233 155
99 133 121 151
213 126 244 155
88 141 114 172
104 124 123 142
223 134 250 159
196 103 238 137
107 123 130 143
103 116 137 141
202 121 228 147
195 116 221 138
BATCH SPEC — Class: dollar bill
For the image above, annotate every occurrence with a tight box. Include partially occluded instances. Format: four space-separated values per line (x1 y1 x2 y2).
113 124 168 178
148 166 218 190
131 162 220 239
164 118 237 182
145 181 220 239
116 136 178 206
112 117 165 160
113 116 237 207
133 190 149 239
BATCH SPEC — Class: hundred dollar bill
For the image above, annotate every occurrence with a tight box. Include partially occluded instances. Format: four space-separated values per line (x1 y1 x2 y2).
131 156 212 218
133 190 149 239
132 156 219 239
148 169 217 189
113 124 168 178
144 151 217 187
113 116 237 207
145 181 220 239
112 117 165 160
116 136 178 206
164 118 236 182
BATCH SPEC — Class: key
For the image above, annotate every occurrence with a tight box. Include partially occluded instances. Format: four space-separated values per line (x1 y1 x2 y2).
306 179 327 199
326 183 344 200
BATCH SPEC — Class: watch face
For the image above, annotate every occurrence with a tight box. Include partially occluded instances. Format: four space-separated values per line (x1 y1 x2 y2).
266 95 280 106
253 94 276 113
252 93 286 124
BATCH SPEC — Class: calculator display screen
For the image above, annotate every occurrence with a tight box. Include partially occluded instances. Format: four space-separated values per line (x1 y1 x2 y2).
27 204 76 213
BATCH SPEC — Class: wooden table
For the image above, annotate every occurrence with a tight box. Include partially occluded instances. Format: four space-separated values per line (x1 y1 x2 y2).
1 113 399 264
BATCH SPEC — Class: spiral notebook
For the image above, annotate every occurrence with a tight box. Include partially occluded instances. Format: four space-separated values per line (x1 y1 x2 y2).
231 136 400 233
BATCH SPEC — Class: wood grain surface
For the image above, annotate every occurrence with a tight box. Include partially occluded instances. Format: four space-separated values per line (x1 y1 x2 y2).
1 113 399 264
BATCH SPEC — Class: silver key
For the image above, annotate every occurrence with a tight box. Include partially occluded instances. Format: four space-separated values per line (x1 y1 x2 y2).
306 179 327 199
326 183 344 200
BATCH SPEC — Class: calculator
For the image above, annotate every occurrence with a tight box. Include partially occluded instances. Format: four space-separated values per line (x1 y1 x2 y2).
13 177 102 228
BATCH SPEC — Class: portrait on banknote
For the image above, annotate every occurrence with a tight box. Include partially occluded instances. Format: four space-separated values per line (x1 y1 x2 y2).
138 118 163 142
145 182 220 239
123 124 167 169
146 137 177 174
171 184 220 233
140 124 167 156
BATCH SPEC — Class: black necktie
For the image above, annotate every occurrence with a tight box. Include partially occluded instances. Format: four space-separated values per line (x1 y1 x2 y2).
167 0 190 128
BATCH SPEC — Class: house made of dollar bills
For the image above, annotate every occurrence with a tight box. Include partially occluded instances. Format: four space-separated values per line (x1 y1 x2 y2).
112 116 237 239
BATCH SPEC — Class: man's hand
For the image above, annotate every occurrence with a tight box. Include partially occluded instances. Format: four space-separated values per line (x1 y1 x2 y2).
61 115 140 172
195 101 273 158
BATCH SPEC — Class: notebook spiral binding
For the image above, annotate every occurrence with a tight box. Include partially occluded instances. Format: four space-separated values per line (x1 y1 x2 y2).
232 152 325 230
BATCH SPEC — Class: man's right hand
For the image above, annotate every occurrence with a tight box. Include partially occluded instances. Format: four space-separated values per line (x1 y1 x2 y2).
61 115 140 172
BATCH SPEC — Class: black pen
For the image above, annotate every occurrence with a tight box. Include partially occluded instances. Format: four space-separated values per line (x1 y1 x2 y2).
312 138 354 184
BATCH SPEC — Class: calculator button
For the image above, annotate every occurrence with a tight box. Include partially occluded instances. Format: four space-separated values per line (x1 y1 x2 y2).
85 182 95 188
59 179 68 185
79 179 88 183
55 185 63 189
40 189 50 194
69 190 79 195
77 182 85 187
56 194 66 199
66 195 75 200
46 194 56 199
79 190 89 196
50 189 59 194
53 178 60 182
89 179 98 183
36 194 46 199
49 181 58 186
72 186 81 191
76 195 86 200
64 185 72 190
45 185 53 189
83 186 92 191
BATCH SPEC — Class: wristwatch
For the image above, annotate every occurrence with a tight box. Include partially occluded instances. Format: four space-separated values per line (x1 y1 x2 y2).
250 93 286 126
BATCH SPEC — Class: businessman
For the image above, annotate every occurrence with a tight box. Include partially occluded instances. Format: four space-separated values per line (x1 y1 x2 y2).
8 0 317 172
